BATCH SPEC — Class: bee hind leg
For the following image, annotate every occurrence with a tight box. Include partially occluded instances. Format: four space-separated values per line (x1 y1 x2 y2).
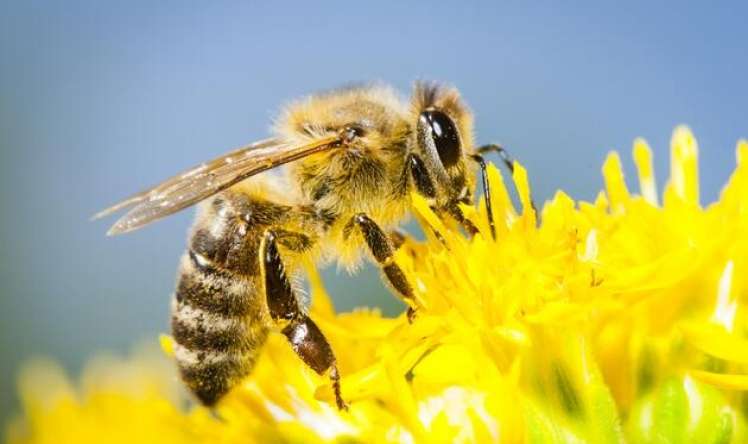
352 214 418 322
260 230 347 410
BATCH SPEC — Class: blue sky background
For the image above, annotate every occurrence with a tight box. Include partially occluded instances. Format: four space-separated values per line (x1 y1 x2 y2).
1 1 746 422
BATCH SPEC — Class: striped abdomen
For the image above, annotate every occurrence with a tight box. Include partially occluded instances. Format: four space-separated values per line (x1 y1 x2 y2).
170 195 273 406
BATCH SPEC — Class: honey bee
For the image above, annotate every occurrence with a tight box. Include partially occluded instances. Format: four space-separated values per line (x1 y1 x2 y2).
95 82 515 410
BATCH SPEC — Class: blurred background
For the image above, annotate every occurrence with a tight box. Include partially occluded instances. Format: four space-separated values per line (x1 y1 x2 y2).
1 1 746 423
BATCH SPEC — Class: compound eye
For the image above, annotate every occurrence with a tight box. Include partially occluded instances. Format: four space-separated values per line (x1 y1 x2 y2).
420 110 461 168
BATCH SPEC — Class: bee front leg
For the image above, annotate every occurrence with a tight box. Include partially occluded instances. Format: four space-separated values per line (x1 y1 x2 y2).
272 228 314 252
476 144 538 222
469 154 496 239
407 153 437 199
476 143 516 174
443 202 480 237
408 152 478 239
407 153 453 246
260 230 347 410
352 214 418 322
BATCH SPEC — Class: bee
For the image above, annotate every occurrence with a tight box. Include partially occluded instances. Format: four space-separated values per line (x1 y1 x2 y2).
95 82 514 410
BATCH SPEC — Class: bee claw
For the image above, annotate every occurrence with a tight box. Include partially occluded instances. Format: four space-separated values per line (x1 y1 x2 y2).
406 307 418 324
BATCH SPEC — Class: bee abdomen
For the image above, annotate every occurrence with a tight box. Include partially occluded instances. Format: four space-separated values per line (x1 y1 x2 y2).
171 300 248 352
172 342 244 405
171 249 268 406
176 250 253 317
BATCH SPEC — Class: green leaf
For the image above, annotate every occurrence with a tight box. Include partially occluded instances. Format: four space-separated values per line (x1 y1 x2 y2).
524 399 585 444
626 376 747 444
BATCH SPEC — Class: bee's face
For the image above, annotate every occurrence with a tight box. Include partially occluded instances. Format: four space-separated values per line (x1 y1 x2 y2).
411 83 475 206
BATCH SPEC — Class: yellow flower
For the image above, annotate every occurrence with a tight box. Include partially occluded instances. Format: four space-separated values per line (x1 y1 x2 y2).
6 126 748 443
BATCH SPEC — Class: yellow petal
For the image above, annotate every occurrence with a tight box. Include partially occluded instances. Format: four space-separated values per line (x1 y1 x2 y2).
668 125 700 205
603 151 630 212
486 162 517 230
158 334 174 358
511 161 536 227
633 138 658 206
689 370 748 391
681 322 748 364
737 139 748 167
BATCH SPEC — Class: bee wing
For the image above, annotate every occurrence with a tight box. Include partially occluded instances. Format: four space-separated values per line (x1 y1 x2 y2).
95 135 341 235
92 138 279 221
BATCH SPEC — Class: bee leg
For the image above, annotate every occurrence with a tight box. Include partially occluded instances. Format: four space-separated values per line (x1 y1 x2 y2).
476 144 539 219
409 152 479 238
407 154 452 247
476 143 516 173
261 230 347 410
272 228 313 252
388 227 408 250
444 203 480 237
465 154 496 238
353 214 417 323
387 228 419 322
407 153 437 199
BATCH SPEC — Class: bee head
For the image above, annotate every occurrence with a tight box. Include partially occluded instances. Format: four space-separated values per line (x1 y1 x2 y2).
411 82 475 206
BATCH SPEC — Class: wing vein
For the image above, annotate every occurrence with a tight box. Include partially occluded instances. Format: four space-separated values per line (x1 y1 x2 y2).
94 136 341 235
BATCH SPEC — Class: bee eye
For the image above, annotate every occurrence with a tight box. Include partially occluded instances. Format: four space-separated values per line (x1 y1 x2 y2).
420 110 461 168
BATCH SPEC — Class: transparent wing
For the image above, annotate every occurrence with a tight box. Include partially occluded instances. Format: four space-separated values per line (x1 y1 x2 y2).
93 138 279 220
95 135 341 235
